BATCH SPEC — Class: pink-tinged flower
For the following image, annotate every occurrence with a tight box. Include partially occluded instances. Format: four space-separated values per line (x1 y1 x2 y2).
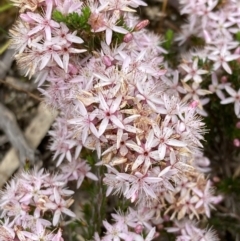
161 70 186 96
117 171 162 202
102 133 131 157
193 181 222 217
9 20 42 54
58 43 87 72
126 130 159 172
208 73 227 100
137 32 168 54
160 94 182 119
97 93 125 136
102 220 123 241
31 42 63 70
24 0 60 41
177 192 199 220
11 0 45 12
52 22 84 46
181 81 211 103
44 188 76 226
106 0 147 12
103 166 127 197
55 0 82 15
220 85 240 117
175 177 196 198
92 11 128 45
167 220 219 241
60 159 98 188
121 49 166 77
68 101 99 143
209 11 234 39
0 225 15 241
152 125 187 160
84 134 104 158
20 220 55 241
50 135 76 166
135 77 164 112
208 45 239 74
181 58 208 83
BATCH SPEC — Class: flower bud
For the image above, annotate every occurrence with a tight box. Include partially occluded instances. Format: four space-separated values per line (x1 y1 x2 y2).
212 176 220 183
68 63 78 75
189 100 199 108
134 20 150 31
233 138 240 147
221 76 228 83
135 224 143 234
236 121 240 129
102 55 113 67
123 33 133 43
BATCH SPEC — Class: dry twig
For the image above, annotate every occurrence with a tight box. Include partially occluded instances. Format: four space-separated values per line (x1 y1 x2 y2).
0 103 35 164
0 79 42 102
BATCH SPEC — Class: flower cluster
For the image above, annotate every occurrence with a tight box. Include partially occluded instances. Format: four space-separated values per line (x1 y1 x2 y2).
0 168 76 241
7 0 226 240
94 208 157 241
167 219 219 241
175 0 240 119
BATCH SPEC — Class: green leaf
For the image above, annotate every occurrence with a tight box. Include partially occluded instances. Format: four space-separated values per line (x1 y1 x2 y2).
52 7 91 31
0 3 12 13
163 29 174 50
52 10 65 22
235 31 240 42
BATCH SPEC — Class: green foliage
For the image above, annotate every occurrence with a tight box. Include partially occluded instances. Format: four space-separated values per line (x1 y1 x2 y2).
0 3 12 13
162 29 179 67
235 31 240 42
77 151 107 240
52 8 128 51
209 214 240 238
217 177 240 195
163 29 174 50
52 7 91 31
189 35 205 47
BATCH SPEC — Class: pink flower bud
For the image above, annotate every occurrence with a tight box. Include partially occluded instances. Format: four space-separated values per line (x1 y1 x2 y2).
233 138 240 147
221 76 228 83
154 232 160 238
102 55 113 67
236 121 240 129
212 176 220 183
189 100 199 108
123 33 133 43
135 224 143 234
134 20 150 31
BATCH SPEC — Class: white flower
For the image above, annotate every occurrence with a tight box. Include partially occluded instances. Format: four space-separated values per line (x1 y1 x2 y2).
221 85 240 117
